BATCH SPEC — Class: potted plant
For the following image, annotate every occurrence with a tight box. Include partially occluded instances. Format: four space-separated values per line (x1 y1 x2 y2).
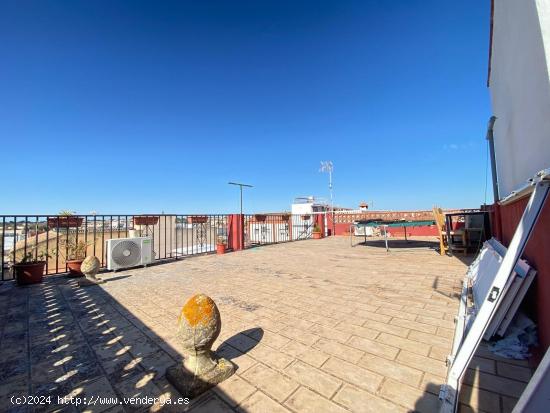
280 214 291 222
54 237 91 277
302 215 311 221
216 236 226 255
188 216 208 224
312 224 323 239
13 248 50 285
133 216 159 226
254 214 267 222
47 210 83 229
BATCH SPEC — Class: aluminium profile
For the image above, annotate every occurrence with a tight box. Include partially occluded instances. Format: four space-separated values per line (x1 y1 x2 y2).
440 179 550 413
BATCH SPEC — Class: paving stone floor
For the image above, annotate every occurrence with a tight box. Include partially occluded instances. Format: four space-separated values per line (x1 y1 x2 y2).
0 237 533 412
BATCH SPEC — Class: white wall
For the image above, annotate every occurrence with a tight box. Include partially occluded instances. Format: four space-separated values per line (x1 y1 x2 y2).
490 0 550 198
291 202 314 215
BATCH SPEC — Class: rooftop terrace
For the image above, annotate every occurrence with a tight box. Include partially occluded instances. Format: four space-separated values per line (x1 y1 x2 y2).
0 236 532 412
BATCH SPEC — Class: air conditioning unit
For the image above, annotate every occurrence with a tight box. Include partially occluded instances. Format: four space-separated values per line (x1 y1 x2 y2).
106 237 153 271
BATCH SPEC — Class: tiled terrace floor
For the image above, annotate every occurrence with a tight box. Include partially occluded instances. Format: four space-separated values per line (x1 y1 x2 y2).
0 237 532 412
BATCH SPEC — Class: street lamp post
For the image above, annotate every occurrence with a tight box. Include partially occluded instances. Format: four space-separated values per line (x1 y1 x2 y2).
228 182 253 248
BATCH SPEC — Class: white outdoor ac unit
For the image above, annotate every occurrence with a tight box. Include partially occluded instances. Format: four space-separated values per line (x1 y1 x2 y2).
106 237 153 271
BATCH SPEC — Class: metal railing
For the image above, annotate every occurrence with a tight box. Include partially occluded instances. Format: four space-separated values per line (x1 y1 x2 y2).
243 213 315 247
1 213 316 280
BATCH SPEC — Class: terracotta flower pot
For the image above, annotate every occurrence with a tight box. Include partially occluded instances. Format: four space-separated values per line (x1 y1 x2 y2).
312 231 322 239
216 244 226 255
14 261 46 285
47 216 83 229
66 259 84 277
134 216 159 226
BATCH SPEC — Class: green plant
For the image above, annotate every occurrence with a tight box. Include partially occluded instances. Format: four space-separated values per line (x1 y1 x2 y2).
15 247 51 264
53 237 91 260
217 236 226 245
58 210 76 216
313 224 321 232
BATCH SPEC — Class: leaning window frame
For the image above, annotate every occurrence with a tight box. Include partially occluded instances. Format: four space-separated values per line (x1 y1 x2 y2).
440 169 550 413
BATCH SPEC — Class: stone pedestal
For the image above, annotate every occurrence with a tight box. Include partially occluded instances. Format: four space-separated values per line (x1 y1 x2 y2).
166 294 235 398
78 256 105 286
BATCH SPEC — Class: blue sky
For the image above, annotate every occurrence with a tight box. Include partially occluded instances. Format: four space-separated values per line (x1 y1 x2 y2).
0 1 492 214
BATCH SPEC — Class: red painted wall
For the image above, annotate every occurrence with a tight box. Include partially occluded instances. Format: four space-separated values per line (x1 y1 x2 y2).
317 214 326 236
228 214 244 251
497 197 550 352
329 221 439 237
386 226 440 237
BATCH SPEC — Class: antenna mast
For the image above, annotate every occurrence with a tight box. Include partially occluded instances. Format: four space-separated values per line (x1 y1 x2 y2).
320 161 334 234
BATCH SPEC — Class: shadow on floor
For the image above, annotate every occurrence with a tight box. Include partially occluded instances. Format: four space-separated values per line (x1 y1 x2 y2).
431 276 461 299
413 382 442 412
0 275 246 412
414 347 531 412
103 274 133 282
452 254 476 266
357 239 440 250
216 328 264 371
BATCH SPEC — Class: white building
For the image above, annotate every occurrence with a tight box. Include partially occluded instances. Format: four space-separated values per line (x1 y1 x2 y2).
487 1 550 408
489 0 550 197
290 196 329 216
1 229 25 253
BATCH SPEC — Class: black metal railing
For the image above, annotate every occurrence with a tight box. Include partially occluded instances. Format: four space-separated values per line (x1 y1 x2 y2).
243 213 315 247
1 213 317 280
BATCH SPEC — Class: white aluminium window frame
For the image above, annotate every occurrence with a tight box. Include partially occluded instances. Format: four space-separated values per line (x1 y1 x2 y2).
440 175 550 413
512 345 550 412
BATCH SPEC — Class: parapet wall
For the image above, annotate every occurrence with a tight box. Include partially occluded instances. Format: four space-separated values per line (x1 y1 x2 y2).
327 209 473 236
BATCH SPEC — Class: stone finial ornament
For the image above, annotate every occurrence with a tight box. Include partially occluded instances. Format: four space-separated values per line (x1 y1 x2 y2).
166 294 235 398
78 256 104 286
